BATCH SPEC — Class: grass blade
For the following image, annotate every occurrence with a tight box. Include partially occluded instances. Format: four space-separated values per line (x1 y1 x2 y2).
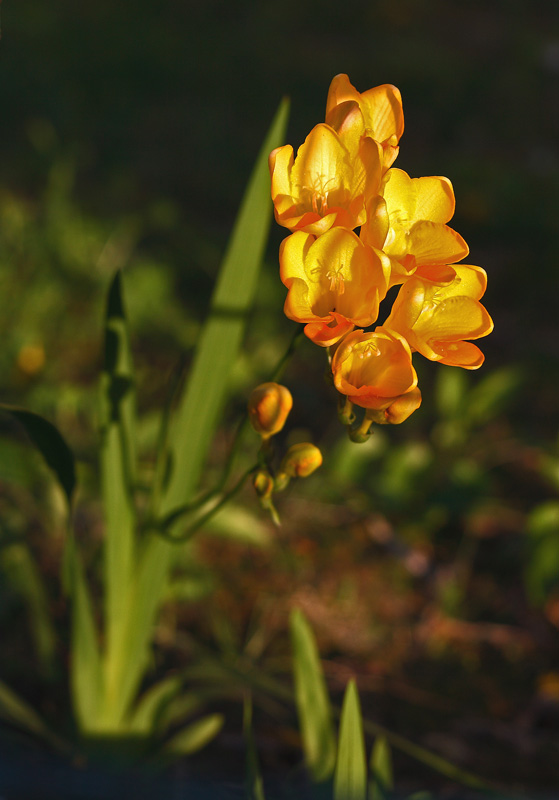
289 608 336 782
369 736 393 800
244 694 266 800
334 680 367 800
0 679 70 753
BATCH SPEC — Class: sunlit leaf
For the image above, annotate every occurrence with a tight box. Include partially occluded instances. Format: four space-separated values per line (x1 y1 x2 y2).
290 608 336 782
112 99 290 724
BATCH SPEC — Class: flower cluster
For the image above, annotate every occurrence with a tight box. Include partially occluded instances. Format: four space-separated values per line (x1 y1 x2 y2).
270 74 493 438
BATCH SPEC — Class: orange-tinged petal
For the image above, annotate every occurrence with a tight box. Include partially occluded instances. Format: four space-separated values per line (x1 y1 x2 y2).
279 229 389 345
429 340 485 369
304 313 356 347
385 265 493 369
332 328 417 409
325 75 404 166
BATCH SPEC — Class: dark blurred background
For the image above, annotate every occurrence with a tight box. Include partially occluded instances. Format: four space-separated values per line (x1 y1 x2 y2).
2 0 559 794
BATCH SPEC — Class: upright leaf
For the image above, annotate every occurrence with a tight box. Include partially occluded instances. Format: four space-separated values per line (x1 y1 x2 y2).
159 97 290 517
110 99 290 723
69 543 103 733
334 680 367 800
369 736 393 800
99 270 138 723
290 608 336 782
244 695 266 800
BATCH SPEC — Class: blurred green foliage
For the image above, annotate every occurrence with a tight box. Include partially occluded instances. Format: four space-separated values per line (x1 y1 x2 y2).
1 0 559 796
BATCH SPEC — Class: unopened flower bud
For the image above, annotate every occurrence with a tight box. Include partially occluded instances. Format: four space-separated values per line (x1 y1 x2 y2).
252 469 274 500
248 382 293 438
280 442 323 478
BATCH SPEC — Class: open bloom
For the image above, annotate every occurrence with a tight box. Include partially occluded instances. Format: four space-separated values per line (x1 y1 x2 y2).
280 228 391 346
331 327 418 410
384 264 494 368
361 168 469 286
269 123 383 235
325 74 404 170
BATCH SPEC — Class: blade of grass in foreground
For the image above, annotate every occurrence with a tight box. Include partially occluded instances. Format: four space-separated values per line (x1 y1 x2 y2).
109 99 290 724
290 608 336 782
334 680 367 800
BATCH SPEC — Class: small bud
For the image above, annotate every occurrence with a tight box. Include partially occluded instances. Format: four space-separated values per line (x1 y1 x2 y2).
280 442 323 478
248 382 293 438
252 469 274 500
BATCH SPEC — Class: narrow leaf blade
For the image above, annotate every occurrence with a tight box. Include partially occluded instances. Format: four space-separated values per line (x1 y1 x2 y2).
0 405 76 507
160 97 290 516
369 736 393 800
334 679 367 800
290 608 336 782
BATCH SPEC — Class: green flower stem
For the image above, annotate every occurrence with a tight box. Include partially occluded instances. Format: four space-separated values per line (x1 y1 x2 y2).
155 464 257 543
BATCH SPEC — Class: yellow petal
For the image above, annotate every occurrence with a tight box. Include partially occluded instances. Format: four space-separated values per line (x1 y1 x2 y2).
407 221 469 266
383 169 456 226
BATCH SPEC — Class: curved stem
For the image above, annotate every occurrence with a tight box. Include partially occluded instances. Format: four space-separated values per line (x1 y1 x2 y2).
154 464 257 544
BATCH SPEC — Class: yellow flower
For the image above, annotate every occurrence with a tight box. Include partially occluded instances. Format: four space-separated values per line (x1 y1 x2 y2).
325 74 404 170
384 264 494 369
361 168 469 286
248 382 293 437
269 123 383 235
280 228 390 346
331 327 418 410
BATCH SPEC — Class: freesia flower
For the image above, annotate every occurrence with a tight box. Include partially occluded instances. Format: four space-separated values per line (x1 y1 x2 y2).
280 227 391 346
325 74 404 170
269 123 383 235
384 264 494 368
331 327 418 410
361 168 469 286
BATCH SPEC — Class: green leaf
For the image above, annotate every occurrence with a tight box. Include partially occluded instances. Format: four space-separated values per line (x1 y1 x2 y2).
0 405 76 507
369 736 393 800
108 99 289 726
127 675 182 735
68 543 103 733
98 270 139 727
159 97 290 517
244 695 266 800
290 608 337 782
0 679 58 745
334 680 367 800
161 713 224 757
